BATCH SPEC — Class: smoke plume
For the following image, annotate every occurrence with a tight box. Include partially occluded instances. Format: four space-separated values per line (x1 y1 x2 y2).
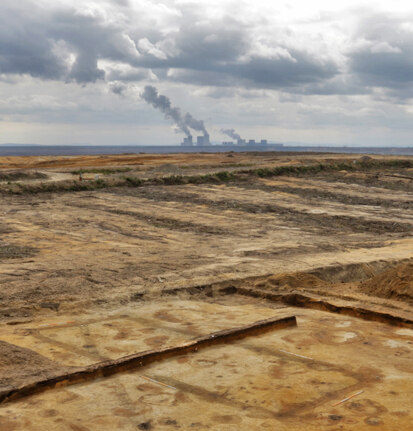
141 85 191 136
141 85 209 137
184 113 208 136
221 128 241 140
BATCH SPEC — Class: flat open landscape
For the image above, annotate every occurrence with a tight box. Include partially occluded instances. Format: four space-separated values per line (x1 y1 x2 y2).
1 151 413 430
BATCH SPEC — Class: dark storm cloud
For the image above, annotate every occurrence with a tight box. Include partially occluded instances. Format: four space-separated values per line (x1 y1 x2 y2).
5 1 412 99
48 8 141 84
0 4 67 79
151 54 337 90
0 0 340 91
230 51 337 89
0 2 139 84
68 50 105 84
133 16 338 89
291 75 371 96
156 20 249 68
150 53 338 91
348 13 413 94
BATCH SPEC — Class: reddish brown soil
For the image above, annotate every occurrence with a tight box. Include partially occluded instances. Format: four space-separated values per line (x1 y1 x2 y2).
360 261 413 303
0 341 71 393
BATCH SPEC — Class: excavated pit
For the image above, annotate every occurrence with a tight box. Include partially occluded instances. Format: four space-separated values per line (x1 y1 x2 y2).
0 281 412 430
1 153 413 430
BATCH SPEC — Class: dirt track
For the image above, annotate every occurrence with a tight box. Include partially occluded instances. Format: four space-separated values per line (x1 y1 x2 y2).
0 152 412 430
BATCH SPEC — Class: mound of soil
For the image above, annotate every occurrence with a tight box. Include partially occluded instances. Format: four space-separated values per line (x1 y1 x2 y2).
254 272 326 291
0 170 47 181
0 341 72 392
360 262 413 303
310 261 392 284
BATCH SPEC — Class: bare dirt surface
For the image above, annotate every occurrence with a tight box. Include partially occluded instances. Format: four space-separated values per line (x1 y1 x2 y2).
0 151 412 430
0 340 71 393
360 262 413 303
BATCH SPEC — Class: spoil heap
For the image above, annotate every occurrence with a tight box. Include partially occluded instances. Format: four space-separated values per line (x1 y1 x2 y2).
255 272 326 291
360 261 413 303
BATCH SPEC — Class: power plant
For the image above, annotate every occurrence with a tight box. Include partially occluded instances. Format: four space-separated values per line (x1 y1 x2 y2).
141 86 211 147
182 135 193 146
141 87 281 150
181 134 211 146
217 128 273 148
197 133 211 146
181 136 272 147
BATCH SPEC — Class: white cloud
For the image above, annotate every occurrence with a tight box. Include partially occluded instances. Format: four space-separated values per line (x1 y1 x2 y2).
1 0 413 145
137 38 168 60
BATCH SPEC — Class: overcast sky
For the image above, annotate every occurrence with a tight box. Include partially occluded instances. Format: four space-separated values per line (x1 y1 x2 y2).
1 0 413 146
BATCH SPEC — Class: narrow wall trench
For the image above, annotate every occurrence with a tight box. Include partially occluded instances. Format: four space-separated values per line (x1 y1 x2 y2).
0 260 412 430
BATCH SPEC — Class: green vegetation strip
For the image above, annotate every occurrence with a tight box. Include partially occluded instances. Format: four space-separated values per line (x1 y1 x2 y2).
70 167 133 175
0 244 37 260
3 159 413 195
0 171 48 181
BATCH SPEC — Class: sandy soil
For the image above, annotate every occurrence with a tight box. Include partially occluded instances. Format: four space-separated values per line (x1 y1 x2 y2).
0 151 412 429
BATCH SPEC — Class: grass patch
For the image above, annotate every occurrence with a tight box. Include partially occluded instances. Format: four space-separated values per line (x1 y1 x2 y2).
3 158 413 195
0 171 48 181
124 177 144 187
14 178 115 194
70 167 133 175
177 163 253 169
0 243 37 260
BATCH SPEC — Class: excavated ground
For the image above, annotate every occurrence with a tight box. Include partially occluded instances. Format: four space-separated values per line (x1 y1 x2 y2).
0 152 413 430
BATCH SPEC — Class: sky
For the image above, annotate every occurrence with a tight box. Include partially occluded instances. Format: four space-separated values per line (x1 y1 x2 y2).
1 0 413 146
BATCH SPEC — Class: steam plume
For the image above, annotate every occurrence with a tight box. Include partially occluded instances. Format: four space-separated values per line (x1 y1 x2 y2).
141 85 208 137
141 85 190 136
184 113 208 136
221 128 241 140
